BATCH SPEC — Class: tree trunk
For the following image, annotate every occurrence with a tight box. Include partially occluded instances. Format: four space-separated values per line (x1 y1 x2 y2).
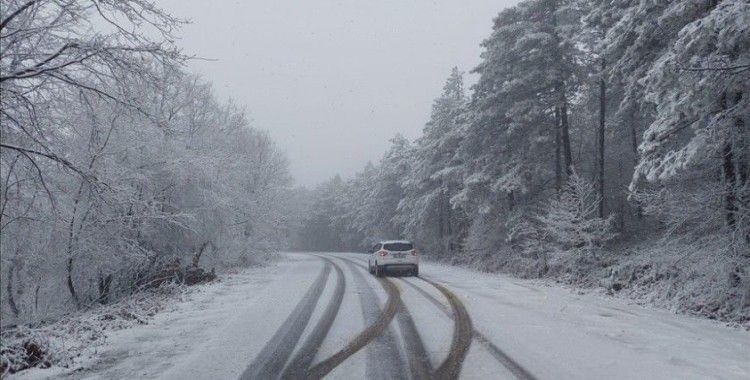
98 273 113 304
6 264 19 317
721 92 737 228
193 241 213 267
560 89 573 176
555 107 562 194
732 91 748 243
66 180 85 309
598 57 606 218
617 160 626 230
445 189 454 252
438 187 446 242
724 141 737 228
67 256 80 309
34 282 40 314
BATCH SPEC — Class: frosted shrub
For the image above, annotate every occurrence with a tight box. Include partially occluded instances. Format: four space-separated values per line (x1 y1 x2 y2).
539 172 615 252
506 213 545 257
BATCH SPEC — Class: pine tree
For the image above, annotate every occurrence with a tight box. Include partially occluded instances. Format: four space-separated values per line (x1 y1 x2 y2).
398 68 468 255
630 0 750 245
456 0 586 220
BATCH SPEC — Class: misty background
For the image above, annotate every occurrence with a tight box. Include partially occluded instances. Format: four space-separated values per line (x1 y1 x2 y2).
2 1 748 373
158 0 519 186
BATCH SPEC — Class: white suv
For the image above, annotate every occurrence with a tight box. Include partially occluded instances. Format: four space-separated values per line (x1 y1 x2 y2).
367 240 418 277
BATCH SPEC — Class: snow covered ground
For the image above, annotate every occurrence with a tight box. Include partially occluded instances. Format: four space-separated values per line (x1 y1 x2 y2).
10 252 749 380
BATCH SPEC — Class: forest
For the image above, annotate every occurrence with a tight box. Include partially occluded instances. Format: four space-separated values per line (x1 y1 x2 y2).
0 0 293 326
292 0 750 323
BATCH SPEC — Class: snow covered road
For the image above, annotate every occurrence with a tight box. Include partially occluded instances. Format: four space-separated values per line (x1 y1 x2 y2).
19 252 749 380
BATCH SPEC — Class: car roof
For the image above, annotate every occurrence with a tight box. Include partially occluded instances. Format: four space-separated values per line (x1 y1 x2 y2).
378 240 412 244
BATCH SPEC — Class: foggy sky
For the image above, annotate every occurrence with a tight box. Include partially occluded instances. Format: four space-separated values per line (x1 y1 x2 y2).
158 0 520 187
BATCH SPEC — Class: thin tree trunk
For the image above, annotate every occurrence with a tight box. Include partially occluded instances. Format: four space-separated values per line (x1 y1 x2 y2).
617 160 626 230
98 273 112 304
738 123 749 244
629 107 642 220
549 0 573 177
67 256 80 308
34 282 40 314
445 189 454 251
193 241 212 267
555 106 562 194
721 92 737 228
560 90 573 176
6 263 19 317
439 187 445 240
64 133 99 309
732 91 748 243
598 57 606 218
66 187 83 309
724 141 737 228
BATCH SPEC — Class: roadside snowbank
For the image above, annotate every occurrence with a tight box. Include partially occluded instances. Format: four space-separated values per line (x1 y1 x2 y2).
1 284 188 376
0 260 279 379
429 235 750 328
416 259 750 380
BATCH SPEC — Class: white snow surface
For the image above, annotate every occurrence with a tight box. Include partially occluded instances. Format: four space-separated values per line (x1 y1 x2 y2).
11 252 749 380
417 260 750 380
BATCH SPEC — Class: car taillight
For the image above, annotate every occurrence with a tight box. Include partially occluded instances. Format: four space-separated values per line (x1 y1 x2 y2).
378 250 388 256
410 249 417 256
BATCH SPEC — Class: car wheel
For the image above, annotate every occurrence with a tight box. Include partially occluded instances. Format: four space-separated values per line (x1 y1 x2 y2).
368 261 373 274
412 266 419 277
375 264 384 278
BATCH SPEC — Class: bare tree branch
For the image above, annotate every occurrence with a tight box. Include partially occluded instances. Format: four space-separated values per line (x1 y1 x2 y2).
0 0 41 31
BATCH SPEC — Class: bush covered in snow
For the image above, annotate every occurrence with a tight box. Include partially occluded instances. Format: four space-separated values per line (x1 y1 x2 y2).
554 235 749 327
0 284 188 376
538 172 616 252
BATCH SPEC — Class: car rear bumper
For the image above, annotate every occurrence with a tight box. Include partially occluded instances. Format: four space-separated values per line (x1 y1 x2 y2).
377 256 418 266
381 263 417 272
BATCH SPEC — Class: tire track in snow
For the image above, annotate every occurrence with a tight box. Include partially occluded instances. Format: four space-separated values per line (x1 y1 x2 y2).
240 259 330 380
281 256 346 379
419 277 473 380
400 278 537 380
344 258 433 379
305 257 402 379
394 292 433 380
340 254 470 379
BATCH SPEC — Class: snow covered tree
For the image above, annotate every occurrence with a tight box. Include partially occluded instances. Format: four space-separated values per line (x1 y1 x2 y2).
539 171 616 251
397 68 469 255
447 0 590 259
2 57 293 323
628 0 750 247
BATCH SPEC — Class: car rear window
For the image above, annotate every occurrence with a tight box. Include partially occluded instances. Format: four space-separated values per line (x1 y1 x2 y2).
383 243 413 251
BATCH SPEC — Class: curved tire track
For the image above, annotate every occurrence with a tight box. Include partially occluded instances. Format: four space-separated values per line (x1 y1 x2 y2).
394 298 433 380
343 258 432 380
420 277 473 380
344 259 432 379
240 260 331 380
281 257 346 379
340 256 471 379
400 278 537 380
343 258 406 379
305 258 401 379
